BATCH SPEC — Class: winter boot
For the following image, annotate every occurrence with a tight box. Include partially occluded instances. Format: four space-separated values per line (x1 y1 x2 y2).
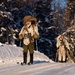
28 54 33 65
21 52 27 65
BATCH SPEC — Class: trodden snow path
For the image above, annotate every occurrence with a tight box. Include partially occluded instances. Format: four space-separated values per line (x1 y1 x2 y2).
0 63 75 75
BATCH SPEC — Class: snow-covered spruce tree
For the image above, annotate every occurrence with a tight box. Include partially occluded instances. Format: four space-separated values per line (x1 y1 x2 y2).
64 0 75 29
51 0 67 33
33 0 59 60
0 0 58 61
0 0 32 44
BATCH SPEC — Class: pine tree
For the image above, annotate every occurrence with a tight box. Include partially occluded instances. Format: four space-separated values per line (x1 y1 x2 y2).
64 0 75 28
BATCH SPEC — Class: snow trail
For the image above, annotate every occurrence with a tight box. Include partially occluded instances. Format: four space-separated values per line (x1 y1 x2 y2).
0 63 75 75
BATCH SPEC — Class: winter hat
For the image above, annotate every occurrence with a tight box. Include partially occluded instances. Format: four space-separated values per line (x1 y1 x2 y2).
23 15 37 25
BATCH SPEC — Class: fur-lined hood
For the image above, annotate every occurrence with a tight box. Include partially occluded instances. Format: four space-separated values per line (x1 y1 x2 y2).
56 34 70 50
23 15 37 25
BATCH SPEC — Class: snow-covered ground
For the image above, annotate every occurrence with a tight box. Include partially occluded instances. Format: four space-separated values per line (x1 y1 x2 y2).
0 44 75 75
0 44 53 64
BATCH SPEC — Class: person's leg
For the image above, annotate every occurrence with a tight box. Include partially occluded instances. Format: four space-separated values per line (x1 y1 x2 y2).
30 54 33 64
23 52 27 64
62 48 66 63
22 44 28 65
28 43 34 65
58 49 62 62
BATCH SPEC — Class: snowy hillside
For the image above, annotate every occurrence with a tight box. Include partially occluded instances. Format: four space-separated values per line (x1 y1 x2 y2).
0 44 54 65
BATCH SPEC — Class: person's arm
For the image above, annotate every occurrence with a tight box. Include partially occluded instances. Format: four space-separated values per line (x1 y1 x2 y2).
56 37 60 49
33 25 39 39
19 26 25 40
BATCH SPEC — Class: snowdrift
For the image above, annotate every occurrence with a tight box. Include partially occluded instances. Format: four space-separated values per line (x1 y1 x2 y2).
0 44 54 64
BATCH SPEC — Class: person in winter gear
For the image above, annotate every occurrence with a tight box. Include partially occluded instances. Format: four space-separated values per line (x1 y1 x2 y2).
19 15 39 65
56 34 70 63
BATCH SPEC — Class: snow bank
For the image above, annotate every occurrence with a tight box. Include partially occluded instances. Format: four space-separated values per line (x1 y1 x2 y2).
0 44 23 58
34 51 55 63
0 44 54 65
0 44 23 64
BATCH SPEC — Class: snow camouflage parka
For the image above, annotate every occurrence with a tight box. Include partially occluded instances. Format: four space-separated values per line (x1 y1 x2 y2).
56 35 70 62
19 16 39 53
19 24 39 45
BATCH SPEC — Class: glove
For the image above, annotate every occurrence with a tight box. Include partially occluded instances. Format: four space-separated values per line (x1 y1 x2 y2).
19 34 23 40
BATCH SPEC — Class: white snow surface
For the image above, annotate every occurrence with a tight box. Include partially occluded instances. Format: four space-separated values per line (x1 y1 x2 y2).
0 44 75 75
0 44 53 65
